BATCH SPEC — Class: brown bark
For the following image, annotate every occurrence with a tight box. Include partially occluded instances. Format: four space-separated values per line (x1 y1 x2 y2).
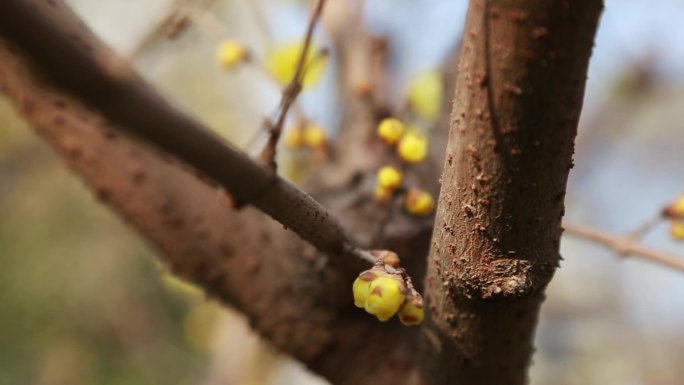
420 1 602 384
0 34 421 385
0 1 428 384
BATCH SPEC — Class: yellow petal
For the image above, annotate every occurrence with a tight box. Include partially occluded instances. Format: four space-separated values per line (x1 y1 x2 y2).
670 221 684 240
404 188 435 216
284 128 303 149
408 70 443 121
377 118 405 145
352 270 379 308
377 166 403 191
302 124 327 148
397 130 428 164
398 297 424 326
668 195 684 218
266 41 327 87
216 39 247 70
365 275 405 321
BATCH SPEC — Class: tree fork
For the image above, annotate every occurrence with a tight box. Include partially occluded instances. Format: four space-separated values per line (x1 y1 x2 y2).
420 1 603 384
0 1 423 384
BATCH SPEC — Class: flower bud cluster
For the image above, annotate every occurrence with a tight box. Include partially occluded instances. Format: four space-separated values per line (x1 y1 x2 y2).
373 118 435 216
352 252 424 326
284 123 328 151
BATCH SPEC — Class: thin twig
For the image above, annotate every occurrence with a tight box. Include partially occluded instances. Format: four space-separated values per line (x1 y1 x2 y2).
127 0 219 60
563 222 684 274
260 0 327 170
245 0 272 50
181 5 228 41
344 244 379 264
627 212 665 240
371 193 398 247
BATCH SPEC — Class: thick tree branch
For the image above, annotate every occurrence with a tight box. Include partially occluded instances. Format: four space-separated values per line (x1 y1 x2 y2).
420 1 603 384
0 31 418 385
0 1 426 384
0 0 347 258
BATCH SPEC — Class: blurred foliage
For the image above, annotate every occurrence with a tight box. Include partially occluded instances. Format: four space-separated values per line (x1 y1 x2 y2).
0 98 222 385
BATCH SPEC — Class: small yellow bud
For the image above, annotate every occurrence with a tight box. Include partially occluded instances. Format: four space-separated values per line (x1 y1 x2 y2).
303 124 327 148
266 41 327 87
408 70 443 121
216 39 247 69
667 195 684 218
670 221 684 240
374 184 392 203
377 166 403 191
404 188 435 216
284 128 303 149
365 275 406 321
398 297 424 326
377 118 405 145
397 131 428 164
353 270 379 308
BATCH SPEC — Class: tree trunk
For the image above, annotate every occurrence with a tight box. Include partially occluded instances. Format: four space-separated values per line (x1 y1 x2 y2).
420 1 603 384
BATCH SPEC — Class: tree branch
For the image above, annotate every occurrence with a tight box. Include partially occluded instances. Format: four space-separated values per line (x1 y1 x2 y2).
0 0 347 258
563 222 684 274
420 1 603 384
0 1 425 384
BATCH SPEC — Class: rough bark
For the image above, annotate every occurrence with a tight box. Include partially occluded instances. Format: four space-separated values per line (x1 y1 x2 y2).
0 1 427 384
0 34 422 385
420 1 603 384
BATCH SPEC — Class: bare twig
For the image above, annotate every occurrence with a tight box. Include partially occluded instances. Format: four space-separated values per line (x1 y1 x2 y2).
245 0 272 49
181 5 228 41
343 245 379 265
563 222 684 274
627 212 665 240
260 0 327 170
127 0 219 60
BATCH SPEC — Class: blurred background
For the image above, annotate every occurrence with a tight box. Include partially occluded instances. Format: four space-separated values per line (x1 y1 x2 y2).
1 0 683 384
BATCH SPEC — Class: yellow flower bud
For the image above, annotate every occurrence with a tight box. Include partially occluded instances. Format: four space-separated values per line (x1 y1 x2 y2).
377 118 405 145
397 130 428 164
216 39 247 69
284 128 303 149
353 270 380 308
667 195 684 218
374 184 392 203
377 166 403 191
404 188 435 216
365 275 406 321
266 41 327 87
398 297 424 326
303 124 327 148
408 69 443 121
670 221 684 240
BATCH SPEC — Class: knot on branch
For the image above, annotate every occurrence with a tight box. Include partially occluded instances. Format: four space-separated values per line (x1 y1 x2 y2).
450 258 540 301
